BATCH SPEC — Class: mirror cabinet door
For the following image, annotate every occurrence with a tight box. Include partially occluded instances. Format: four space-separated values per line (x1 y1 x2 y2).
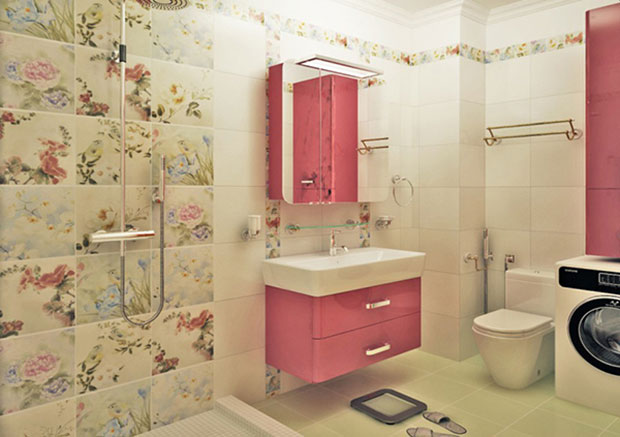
268 60 388 204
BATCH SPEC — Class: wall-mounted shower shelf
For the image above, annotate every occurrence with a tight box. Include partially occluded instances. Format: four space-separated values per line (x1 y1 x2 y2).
483 119 582 146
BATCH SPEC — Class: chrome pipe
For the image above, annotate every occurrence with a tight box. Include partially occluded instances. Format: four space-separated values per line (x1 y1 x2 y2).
91 229 155 243
116 1 165 327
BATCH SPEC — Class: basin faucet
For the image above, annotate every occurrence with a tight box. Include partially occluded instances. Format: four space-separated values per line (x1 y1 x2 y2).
329 229 349 256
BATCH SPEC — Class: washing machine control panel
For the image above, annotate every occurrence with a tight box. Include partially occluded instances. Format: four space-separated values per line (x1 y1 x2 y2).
559 267 620 294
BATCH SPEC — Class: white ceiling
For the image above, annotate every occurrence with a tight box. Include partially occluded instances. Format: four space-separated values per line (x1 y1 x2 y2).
381 0 523 13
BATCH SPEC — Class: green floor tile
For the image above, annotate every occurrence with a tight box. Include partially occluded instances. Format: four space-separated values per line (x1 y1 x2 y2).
510 409 602 437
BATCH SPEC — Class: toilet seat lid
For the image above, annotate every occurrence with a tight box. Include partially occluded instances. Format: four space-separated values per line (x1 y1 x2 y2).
473 309 552 335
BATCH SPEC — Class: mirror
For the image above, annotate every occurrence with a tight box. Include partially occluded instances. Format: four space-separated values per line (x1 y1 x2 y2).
268 56 389 204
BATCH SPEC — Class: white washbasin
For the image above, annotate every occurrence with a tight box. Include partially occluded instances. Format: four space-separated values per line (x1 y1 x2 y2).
263 247 426 297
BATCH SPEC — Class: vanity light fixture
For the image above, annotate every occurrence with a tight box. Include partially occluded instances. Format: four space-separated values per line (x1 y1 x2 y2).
296 55 383 79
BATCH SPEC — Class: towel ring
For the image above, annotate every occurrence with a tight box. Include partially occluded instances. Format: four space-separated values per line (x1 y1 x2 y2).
392 175 414 207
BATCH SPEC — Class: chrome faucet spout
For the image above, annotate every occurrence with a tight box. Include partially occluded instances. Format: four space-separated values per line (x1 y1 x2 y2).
329 229 348 256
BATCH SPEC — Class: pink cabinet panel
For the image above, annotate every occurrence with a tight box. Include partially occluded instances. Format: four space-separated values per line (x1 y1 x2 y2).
586 3 620 190
313 278 420 338
585 3 620 257
586 189 620 257
312 313 420 383
266 279 421 383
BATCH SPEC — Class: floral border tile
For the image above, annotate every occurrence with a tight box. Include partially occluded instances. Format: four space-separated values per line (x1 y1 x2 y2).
75 46 151 120
0 0 74 43
76 379 150 436
0 32 74 113
76 117 151 186
265 364 280 398
75 186 152 254
152 124 213 186
359 202 370 248
151 60 213 127
0 257 75 337
151 303 214 375
0 186 74 261
0 398 76 436
265 200 280 259
152 245 213 310
151 362 213 428
1 109 75 185
152 3 213 68
0 328 74 415
75 251 151 323
160 186 213 247
75 318 151 393
75 0 151 56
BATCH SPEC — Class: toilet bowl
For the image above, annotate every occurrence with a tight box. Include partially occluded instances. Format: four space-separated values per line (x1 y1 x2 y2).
473 269 555 390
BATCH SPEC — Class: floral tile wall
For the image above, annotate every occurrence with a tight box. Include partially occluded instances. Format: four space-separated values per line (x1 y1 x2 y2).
152 1 213 68
75 251 152 323
0 32 74 113
151 60 213 126
0 256 76 337
0 186 75 261
0 398 76 436
152 124 213 186
152 245 214 310
151 303 214 375
160 186 214 247
75 319 151 393
0 328 74 415
75 185 152 254
0 0 74 43
151 362 213 428
75 0 151 56
0 109 75 185
76 117 151 185
76 379 150 436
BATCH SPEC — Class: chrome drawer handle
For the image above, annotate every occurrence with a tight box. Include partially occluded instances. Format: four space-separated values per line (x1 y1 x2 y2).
366 343 391 356
300 179 315 185
366 299 391 310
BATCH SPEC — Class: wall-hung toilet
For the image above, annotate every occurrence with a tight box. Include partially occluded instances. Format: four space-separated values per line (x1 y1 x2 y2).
473 268 555 389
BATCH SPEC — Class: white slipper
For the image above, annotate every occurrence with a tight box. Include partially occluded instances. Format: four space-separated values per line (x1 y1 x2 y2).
422 412 467 434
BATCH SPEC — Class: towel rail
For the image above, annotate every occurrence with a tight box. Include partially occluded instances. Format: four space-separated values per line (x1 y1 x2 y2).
483 119 582 146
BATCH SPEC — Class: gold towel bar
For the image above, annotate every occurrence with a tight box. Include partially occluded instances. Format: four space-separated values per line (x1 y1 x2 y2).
483 119 582 146
358 137 389 154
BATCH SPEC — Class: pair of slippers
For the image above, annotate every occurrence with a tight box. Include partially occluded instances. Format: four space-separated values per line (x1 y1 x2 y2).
407 412 467 437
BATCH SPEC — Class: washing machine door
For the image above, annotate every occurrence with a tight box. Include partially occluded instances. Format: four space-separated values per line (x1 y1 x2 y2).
569 297 620 375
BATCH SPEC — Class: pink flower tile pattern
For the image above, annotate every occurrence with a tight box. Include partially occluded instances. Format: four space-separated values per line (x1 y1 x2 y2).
0 328 74 415
0 110 75 185
0 257 75 337
0 32 74 113
151 304 214 375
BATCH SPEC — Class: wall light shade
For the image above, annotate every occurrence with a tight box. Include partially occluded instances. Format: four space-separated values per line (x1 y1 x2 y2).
296 55 383 79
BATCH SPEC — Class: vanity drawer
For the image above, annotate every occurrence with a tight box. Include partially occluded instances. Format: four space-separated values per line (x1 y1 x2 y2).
313 278 420 338
311 313 420 383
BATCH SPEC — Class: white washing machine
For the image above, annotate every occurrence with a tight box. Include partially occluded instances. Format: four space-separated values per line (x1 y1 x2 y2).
556 256 620 416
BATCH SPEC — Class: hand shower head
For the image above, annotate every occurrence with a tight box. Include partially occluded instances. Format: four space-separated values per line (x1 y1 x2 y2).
149 0 189 11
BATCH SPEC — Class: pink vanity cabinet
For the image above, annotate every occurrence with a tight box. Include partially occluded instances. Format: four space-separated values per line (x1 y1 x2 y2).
266 278 421 383
585 3 620 256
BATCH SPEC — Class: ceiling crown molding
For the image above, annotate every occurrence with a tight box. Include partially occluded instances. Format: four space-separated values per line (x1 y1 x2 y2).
329 0 417 27
331 0 489 28
487 0 582 23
